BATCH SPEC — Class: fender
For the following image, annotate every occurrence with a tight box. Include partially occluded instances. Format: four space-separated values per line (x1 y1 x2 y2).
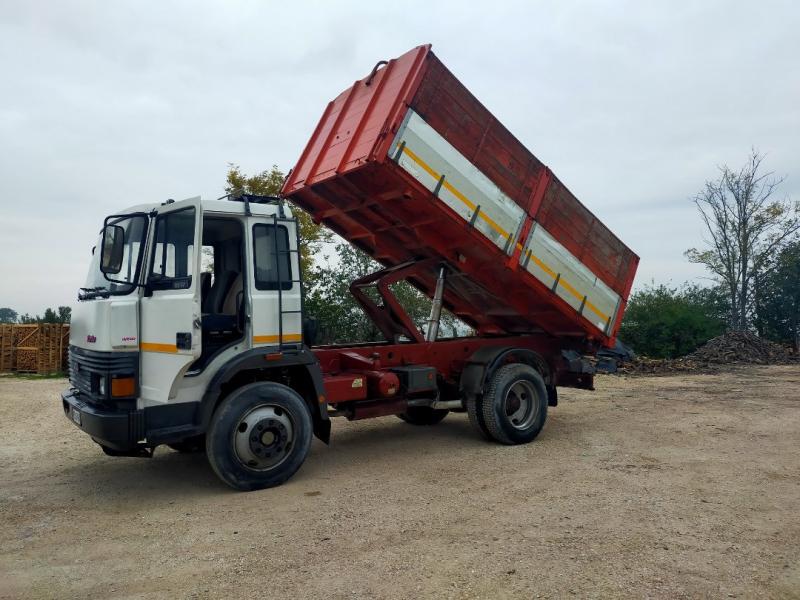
459 346 553 402
200 346 331 444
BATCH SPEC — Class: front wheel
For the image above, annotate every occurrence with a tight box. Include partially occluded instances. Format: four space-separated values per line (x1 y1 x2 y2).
206 382 313 491
480 364 548 445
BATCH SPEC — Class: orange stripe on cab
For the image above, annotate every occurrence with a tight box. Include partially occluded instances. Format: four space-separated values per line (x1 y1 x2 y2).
253 333 302 344
140 342 178 354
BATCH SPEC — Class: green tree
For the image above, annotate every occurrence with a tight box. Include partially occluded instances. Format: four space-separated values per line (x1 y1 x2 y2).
0 308 17 323
306 243 382 344
225 164 331 284
754 241 800 350
686 150 799 329
306 243 461 344
619 283 728 358
15 306 71 324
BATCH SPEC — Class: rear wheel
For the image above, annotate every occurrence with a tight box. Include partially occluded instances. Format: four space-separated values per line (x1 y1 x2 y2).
206 382 313 491
466 395 491 440
480 364 548 445
397 406 449 425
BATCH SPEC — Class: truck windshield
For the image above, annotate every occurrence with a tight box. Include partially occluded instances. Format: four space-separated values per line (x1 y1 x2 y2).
80 214 149 299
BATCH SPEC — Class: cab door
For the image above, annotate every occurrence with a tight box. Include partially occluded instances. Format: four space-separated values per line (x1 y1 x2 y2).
248 215 302 349
138 198 202 405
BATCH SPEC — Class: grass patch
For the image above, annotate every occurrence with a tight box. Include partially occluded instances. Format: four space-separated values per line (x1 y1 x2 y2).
1 372 68 380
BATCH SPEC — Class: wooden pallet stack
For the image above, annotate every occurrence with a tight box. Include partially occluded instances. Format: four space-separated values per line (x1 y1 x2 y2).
14 325 40 373
37 324 67 374
61 326 70 371
0 325 13 372
0 324 70 374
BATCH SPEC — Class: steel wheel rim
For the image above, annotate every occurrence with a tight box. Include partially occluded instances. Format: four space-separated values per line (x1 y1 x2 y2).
504 380 538 430
233 404 295 471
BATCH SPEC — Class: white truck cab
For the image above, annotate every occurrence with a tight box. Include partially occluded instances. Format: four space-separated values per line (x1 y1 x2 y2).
63 195 329 488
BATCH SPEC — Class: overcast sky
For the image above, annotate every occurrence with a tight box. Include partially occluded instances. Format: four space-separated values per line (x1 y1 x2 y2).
1 0 798 316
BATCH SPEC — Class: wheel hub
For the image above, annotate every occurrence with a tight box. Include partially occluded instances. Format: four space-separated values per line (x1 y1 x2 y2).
503 380 538 430
233 405 294 471
248 417 288 458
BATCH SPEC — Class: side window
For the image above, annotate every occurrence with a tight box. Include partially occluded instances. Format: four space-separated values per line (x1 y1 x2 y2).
149 208 196 290
253 224 291 290
120 241 141 282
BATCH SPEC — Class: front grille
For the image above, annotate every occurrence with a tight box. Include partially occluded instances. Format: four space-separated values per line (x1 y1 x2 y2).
68 346 139 403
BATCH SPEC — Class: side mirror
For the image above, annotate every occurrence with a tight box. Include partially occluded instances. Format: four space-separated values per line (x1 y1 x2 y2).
100 224 125 274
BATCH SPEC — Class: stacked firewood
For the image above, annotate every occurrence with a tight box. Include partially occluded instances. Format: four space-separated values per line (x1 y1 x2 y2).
0 324 69 374
0 325 13 372
13 325 41 373
14 349 39 373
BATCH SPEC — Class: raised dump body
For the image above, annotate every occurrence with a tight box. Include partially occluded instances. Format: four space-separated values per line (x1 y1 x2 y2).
283 44 638 347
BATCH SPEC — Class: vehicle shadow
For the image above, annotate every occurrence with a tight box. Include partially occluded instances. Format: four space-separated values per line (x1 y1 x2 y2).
57 446 227 502
58 412 551 500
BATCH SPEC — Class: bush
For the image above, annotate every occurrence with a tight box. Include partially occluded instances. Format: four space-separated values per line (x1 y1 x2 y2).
619 284 727 358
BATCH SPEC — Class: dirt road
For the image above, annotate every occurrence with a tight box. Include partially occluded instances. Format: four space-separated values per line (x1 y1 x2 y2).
1 367 798 599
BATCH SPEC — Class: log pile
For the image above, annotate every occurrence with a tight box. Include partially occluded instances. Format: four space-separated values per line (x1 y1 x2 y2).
0 324 69 374
12 325 41 373
687 330 794 364
618 356 721 375
618 331 797 376
0 325 12 372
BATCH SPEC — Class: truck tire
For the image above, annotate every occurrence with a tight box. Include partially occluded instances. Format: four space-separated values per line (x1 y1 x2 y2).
168 435 205 453
466 395 491 440
397 406 449 425
206 382 313 491
481 364 548 445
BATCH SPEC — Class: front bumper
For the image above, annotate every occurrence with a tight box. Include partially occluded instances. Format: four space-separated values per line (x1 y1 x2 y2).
61 387 145 451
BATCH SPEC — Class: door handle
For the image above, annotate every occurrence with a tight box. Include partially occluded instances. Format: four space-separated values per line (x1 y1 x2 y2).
176 332 192 350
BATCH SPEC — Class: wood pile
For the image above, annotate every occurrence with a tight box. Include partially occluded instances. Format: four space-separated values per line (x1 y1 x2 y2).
618 331 797 376
0 324 70 374
0 325 12 372
13 325 40 373
687 330 794 364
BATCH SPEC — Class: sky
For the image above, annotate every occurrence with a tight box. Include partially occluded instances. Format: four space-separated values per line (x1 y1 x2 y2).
1 0 798 316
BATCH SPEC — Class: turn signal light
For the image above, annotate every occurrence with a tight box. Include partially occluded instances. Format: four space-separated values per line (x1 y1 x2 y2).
111 377 136 397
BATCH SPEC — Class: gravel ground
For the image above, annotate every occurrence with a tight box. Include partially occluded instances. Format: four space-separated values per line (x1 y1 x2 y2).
1 366 799 599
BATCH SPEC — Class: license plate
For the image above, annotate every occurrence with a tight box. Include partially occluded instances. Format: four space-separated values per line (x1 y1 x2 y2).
71 407 82 426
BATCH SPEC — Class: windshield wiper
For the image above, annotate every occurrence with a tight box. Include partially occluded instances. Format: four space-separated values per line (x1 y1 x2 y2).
79 286 110 300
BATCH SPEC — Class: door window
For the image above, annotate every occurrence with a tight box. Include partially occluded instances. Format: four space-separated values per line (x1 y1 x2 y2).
252 224 291 290
149 208 196 290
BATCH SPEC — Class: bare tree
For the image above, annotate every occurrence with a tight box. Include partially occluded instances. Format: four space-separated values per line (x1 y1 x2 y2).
686 150 799 330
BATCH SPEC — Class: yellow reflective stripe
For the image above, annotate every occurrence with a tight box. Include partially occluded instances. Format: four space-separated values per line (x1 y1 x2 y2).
402 146 510 240
559 279 583 302
402 145 440 184
140 342 178 354
253 333 302 344
443 179 477 210
527 250 557 279
400 143 610 326
554 278 609 323
585 301 608 322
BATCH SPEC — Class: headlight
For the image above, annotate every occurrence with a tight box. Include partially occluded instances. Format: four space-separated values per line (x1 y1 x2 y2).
98 376 106 396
